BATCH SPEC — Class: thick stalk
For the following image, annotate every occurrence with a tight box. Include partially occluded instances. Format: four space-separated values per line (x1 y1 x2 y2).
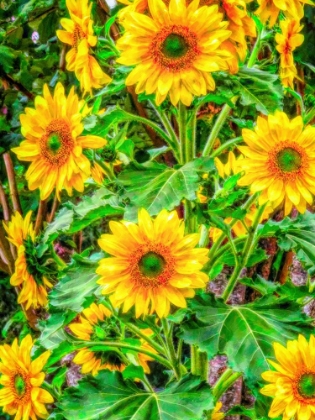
149 101 180 161
202 97 238 157
178 102 187 164
35 200 47 235
3 152 22 214
247 29 262 68
212 369 242 400
81 341 173 370
186 111 196 162
125 322 165 355
221 204 267 302
206 193 258 272
162 318 181 380
48 195 59 223
0 183 11 220
210 136 243 158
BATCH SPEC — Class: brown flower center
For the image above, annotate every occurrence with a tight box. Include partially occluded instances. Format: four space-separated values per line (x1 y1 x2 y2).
150 25 200 72
298 373 315 399
267 141 307 181
130 243 175 288
73 24 85 51
40 118 74 166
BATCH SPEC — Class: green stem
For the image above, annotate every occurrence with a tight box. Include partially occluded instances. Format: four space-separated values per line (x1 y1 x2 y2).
178 101 187 164
42 381 60 400
186 110 196 161
247 27 262 68
184 200 195 233
80 341 173 370
212 370 242 400
202 97 238 157
50 245 67 269
149 101 180 162
191 347 208 380
124 322 165 355
210 136 243 158
94 155 115 181
162 319 181 380
221 203 267 302
128 113 179 150
206 193 258 272
142 375 154 392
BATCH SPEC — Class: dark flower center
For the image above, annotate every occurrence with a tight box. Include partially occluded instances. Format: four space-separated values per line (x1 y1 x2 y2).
277 147 302 172
298 373 315 399
162 34 189 58
138 252 165 278
14 375 26 396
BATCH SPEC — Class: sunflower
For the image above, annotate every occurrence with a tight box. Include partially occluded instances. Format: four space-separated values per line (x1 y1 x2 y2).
0 334 53 420
116 0 232 106
56 0 111 93
12 83 107 200
256 0 312 27
4 212 54 310
210 402 224 420
209 204 272 242
215 151 241 178
260 335 315 420
96 208 209 318
275 19 304 88
238 111 315 215
69 303 155 375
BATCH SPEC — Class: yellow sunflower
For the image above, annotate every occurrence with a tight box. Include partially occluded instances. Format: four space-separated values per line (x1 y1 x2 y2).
3 211 53 310
209 204 272 242
0 334 53 420
238 111 315 215
56 0 111 94
261 335 315 420
275 19 304 88
96 208 209 318
215 151 241 178
116 0 232 106
210 402 224 420
256 0 312 27
69 303 155 375
12 82 107 200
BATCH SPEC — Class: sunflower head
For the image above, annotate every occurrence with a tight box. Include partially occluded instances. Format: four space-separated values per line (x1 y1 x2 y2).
4 211 56 309
96 208 209 318
117 0 232 105
238 111 315 215
261 335 315 419
12 83 107 200
0 335 53 419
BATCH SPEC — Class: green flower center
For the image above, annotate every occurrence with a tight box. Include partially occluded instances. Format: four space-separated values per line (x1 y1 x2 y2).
138 252 165 278
277 147 302 172
47 133 62 154
298 373 315 399
162 34 189 58
14 375 26 396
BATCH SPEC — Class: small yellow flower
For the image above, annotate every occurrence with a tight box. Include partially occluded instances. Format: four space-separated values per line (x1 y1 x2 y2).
215 151 241 178
12 83 107 200
3 212 53 310
210 402 225 420
96 208 209 318
117 0 232 106
56 0 111 94
0 334 53 420
209 204 272 242
275 19 304 88
238 111 315 215
256 0 312 27
261 335 315 420
69 303 155 375
91 159 121 184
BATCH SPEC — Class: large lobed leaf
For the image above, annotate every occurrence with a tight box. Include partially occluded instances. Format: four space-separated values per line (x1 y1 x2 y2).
181 293 313 385
119 158 215 221
56 371 214 420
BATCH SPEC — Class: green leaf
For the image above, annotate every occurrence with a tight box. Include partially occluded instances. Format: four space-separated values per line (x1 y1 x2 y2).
181 293 313 384
234 67 283 114
0 46 15 74
119 158 214 220
48 260 101 313
58 371 214 420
